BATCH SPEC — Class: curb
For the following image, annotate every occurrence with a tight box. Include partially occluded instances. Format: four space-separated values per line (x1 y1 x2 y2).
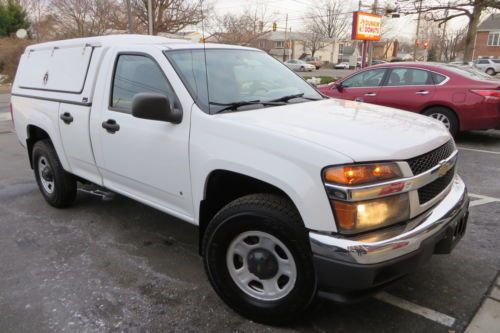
465 274 500 333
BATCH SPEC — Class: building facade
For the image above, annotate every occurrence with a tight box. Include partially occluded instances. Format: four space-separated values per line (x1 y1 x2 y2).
474 14 500 59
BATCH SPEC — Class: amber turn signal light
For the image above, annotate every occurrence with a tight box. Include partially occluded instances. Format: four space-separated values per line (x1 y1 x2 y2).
324 163 402 186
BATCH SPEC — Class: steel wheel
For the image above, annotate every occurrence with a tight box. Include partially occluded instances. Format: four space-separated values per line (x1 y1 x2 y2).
428 112 451 129
38 156 55 194
226 230 297 301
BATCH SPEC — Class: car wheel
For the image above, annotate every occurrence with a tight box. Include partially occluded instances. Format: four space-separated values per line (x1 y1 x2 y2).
424 107 459 137
202 193 316 324
33 139 77 207
485 68 495 76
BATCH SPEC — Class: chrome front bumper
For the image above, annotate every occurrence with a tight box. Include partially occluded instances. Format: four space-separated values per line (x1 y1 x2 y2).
310 175 468 265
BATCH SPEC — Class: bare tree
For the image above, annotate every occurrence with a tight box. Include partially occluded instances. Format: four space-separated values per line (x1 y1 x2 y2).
50 0 124 37
398 0 500 62
442 25 467 61
132 0 207 34
209 4 276 45
21 0 49 41
305 0 350 40
303 22 327 57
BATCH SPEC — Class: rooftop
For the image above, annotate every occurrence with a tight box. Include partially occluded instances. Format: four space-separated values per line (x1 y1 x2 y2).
478 14 500 31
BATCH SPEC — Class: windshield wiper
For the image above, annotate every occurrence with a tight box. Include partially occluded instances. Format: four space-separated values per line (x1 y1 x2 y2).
210 100 284 114
267 93 322 103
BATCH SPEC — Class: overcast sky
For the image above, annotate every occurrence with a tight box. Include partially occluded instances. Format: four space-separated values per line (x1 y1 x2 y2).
210 0 470 41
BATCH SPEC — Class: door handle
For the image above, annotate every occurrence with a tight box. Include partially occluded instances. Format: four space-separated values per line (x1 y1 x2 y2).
102 119 120 133
364 92 377 97
60 112 73 124
416 90 429 95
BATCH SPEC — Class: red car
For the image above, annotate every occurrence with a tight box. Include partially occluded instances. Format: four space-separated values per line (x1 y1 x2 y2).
318 62 500 136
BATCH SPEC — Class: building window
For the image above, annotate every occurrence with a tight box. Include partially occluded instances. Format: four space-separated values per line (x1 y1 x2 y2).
338 44 344 62
275 41 284 48
258 41 265 48
487 32 500 46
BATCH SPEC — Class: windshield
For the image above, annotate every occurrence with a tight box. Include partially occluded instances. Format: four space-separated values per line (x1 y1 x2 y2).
165 49 322 114
444 64 498 81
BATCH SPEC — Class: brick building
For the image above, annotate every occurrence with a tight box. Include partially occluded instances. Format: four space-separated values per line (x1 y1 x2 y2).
473 14 500 59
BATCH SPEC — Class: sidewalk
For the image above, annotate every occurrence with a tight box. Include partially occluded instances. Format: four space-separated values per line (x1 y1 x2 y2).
465 275 500 333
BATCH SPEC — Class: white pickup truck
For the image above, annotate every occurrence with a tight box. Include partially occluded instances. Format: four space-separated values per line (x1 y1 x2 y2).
11 35 469 324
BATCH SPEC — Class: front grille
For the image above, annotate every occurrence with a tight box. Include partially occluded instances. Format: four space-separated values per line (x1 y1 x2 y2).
418 167 455 204
407 140 455 175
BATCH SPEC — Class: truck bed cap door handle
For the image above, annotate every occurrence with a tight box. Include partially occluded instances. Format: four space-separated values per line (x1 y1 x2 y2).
60 112 73 124
102 119 120 133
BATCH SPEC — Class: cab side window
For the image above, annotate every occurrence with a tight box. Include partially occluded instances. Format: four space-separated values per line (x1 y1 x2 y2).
111 54 177 113
342 69 386 88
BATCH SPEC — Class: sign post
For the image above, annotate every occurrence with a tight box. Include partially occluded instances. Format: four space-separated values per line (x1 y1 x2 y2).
351 12 382 68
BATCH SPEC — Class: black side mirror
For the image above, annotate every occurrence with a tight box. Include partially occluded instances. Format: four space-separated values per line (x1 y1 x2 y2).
132 93 182 124
334 82 343 91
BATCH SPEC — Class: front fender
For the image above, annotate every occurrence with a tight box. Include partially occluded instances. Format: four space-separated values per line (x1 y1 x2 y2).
190 109 353 232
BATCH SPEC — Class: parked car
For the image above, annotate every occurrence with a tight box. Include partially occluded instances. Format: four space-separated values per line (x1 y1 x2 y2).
11 35 469 324
302 56 322 69
473 58 500 76
319 62 500 136
334 62 350 69
284 59 315 71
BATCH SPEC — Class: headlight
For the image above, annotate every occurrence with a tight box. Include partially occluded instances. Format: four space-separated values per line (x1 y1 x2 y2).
323 163 409 234
331 194 410 234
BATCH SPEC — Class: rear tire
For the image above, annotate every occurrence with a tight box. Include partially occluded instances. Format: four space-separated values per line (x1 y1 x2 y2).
485 68 495 76
32 140 77 208
300 66 305 72
423 107 459 137
202 193 316 324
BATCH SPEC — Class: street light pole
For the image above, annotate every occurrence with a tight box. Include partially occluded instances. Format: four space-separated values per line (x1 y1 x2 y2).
147 0 154 35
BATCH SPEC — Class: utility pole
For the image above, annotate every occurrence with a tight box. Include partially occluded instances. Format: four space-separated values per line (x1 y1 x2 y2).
147 0 154 35
413 0 423 61
283 14 288 62
126 0 133 33
367 0 378 66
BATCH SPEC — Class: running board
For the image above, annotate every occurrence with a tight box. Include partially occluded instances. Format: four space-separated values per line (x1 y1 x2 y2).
78 186 115 201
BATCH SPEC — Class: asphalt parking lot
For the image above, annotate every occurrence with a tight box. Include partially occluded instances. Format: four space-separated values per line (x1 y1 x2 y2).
0 92 499 332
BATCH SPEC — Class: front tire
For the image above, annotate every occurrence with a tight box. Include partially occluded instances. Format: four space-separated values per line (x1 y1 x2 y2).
202 194 316 324
424 107 459 137
485 68 495 76
33 140 77 208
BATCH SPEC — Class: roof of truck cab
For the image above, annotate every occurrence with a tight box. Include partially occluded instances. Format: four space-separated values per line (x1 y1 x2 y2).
25 34 258 52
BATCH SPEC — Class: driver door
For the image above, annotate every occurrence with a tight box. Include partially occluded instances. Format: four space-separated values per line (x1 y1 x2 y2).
334 68 387 104
90 46 194 219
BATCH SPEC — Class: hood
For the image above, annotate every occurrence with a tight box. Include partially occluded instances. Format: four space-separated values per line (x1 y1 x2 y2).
219 98 452 162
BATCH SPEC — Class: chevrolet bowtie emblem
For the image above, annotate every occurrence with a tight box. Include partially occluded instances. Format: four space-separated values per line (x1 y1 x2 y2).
437 160 451 177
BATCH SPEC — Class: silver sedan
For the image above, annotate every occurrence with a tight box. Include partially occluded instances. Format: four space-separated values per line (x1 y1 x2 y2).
284 60 315 72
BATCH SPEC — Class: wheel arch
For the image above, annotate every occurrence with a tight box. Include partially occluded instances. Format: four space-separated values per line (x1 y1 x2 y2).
26 125 51 169
420 104 461 131
198 169 303 255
